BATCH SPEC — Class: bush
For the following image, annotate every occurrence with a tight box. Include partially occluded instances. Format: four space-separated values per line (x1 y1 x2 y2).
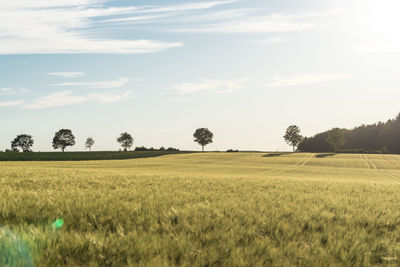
380 146 388 154
337 149 383 154
166 147 179 151
135 146 148 151
135 146 178 152
226 149 239 152
5 148 19 153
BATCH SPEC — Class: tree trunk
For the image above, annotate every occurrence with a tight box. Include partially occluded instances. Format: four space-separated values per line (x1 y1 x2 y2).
62 148 65 152
202 146 204 152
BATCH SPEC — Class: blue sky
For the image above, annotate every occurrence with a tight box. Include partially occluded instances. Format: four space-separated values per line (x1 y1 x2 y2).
1 0 399 151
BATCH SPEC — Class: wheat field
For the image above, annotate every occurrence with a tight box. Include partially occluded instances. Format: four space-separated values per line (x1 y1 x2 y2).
1 153 400 266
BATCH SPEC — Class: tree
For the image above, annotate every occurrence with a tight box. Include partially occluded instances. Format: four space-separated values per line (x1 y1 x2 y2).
52 129 75 152
326 128 345 153
117 132 134 151
85 137 95 152
283 125 303 152
193 128 213 152
11 134 34 152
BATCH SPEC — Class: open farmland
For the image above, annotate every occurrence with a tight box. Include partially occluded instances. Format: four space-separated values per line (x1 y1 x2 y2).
1 153 400 266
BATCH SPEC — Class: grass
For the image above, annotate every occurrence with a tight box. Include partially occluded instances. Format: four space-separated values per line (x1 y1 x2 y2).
0 151 187 161
1 152 400 266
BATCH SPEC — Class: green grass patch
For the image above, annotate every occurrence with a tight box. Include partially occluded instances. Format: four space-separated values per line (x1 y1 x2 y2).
0 151 190 161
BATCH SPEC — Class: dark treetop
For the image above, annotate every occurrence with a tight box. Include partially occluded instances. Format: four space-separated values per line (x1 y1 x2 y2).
193 128 213 152
53 129 76 152
11 134 34 152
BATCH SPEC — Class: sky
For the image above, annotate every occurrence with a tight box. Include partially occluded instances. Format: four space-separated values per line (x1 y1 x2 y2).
1 0 400 152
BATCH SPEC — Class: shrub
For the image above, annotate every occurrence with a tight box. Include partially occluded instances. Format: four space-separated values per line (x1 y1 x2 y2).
5 148 19 153
166 147 180 151
135 146 148 151
337 149 383 154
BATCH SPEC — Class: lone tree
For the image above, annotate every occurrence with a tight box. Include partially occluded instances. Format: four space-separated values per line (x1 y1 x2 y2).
326 128 345 153
53 129 75 152
283 125 303 152
85 137 95 152
117 132 134 151
193 128 213 152
11 134 34 152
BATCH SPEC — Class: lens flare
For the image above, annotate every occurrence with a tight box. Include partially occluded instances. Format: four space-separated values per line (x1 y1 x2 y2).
0 227 33 267
53 219 64 229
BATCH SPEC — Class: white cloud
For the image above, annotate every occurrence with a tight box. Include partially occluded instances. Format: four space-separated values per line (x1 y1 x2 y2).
23 89 133 109
0 100 24 107
174 79 248 94
173 13 315 34
264 74 350 87
100 3 329 36
89 91 133 103
25 91 87 109
107 8 254 25
51 77 129 89
256 37 285 44
0 1 183 54
1 0 106 8
139 0 237 13
0 1 330 54
47 72 86 78
104 14 173 23
0 88 31 96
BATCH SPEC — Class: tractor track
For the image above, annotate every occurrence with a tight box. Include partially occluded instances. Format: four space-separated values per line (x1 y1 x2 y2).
265 153 314 176
362 154 400 183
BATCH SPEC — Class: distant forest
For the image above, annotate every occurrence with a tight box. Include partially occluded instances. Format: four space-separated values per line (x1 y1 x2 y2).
298 113 400 154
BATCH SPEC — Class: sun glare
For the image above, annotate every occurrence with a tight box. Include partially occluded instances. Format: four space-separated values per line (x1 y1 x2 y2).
363 0 400 38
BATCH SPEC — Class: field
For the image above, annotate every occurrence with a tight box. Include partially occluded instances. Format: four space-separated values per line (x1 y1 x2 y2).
1 153 400 266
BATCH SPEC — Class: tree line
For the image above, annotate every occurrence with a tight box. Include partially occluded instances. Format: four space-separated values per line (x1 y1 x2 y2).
3 128 214 153
297 113 400 154
3 113 399 154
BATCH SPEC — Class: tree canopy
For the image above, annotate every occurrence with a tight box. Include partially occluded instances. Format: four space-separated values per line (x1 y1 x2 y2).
283 125 303 152
85 137 95 152
193 128 213 151
11 134 34 152
326 128 346 153
53 129 76 152
298 113 400 154
117 132 134 151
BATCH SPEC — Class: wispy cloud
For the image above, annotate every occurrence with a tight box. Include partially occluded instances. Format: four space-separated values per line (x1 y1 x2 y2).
255 37 285 44
101 3 332 36
25 91 87 109
51 78 129 89
23 89 133 109
174 13 315 34
0 0 183 54
138 0 237 13
47 72 86 78
174 79 248 94
264 74 350 87
0 88 31 96
89 91 133 103
0 100 24 108
0 1 334 54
